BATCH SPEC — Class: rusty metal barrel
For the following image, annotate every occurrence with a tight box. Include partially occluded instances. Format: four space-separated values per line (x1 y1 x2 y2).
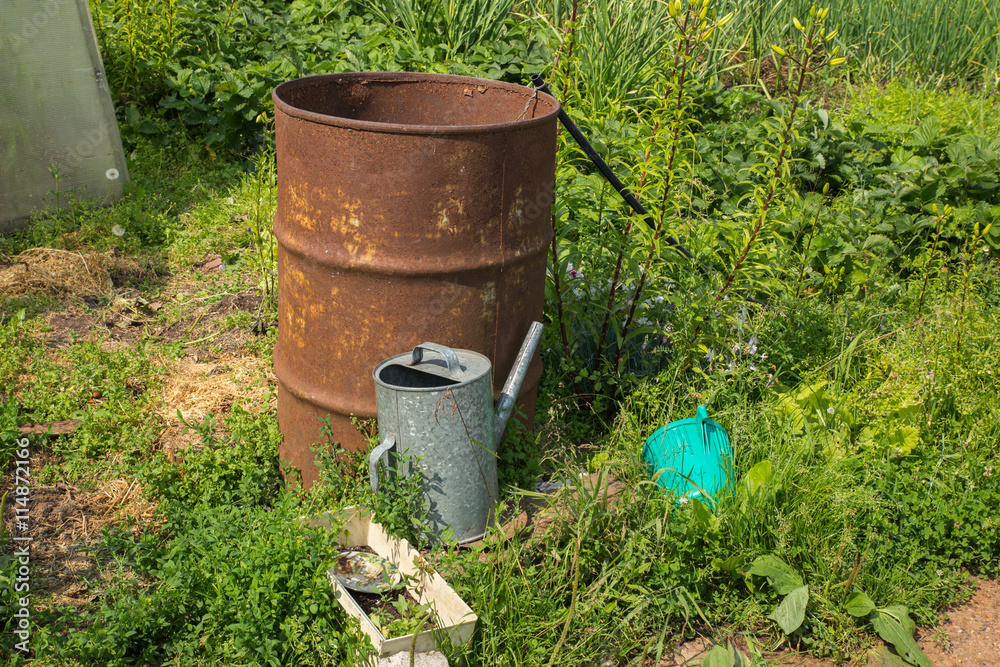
272 72 559 487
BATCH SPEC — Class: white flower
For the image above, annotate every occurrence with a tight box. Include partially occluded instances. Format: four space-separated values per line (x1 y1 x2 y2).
826 406 835 415
112 224 125 237
678 496 689 506
936 570 943 576
105 168 120 180
747 335 759 355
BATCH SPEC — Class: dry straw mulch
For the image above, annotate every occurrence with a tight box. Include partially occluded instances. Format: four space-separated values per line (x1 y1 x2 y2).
158 353 275 423
0 247 116 299
156 353 276 459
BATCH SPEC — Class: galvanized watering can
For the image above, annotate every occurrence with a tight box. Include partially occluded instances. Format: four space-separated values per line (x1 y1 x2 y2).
370 322 543 544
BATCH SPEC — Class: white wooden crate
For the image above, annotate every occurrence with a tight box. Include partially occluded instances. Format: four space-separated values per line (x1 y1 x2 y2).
302 508 477 661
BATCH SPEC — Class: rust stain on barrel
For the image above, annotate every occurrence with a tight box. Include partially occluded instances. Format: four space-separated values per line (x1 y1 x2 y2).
272 72 559 487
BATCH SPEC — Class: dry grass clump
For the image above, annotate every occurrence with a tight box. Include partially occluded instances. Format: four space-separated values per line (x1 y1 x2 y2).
0 247 114 298
158 353 275 423
156 353 275 459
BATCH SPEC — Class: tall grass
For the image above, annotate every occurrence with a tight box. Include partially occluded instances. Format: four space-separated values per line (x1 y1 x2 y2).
364 0 514 56
714 0 1000 81
532 0 1000 97
553 0 676 110
91 0 181 103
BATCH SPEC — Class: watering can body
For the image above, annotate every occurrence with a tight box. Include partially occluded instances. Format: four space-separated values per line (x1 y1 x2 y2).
642 405 733 504
370 323 542 544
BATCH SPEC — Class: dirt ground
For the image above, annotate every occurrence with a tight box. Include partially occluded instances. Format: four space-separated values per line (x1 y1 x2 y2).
916 579 1000 666
1 445 158 608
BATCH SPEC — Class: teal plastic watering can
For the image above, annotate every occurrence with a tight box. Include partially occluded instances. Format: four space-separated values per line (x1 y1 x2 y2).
642 405 733 504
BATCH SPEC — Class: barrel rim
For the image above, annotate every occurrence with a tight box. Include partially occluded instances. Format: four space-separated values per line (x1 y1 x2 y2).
272 72 560 136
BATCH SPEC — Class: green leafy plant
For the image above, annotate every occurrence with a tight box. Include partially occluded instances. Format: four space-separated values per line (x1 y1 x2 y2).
844 591 933 667
247 123 278 305
367 593 436 638
701 641 751 667
744 555 809 635
716 6 845 300
955 218 992 351
369 449 432 548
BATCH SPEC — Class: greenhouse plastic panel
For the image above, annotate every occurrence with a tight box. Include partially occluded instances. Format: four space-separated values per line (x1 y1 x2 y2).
0 0 129 232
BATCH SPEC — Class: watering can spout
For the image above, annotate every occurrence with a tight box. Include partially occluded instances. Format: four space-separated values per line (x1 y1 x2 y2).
494 321 544 447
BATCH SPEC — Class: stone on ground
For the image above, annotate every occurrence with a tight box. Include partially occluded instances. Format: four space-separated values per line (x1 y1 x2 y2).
377 651 449 667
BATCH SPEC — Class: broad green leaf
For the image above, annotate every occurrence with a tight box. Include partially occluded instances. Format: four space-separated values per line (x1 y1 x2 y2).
769 585 809 634
863 234 892 251
711 554 747 573
871 606 933 667
745 555 803 595
701 644 733 667
743 461 773 497
794 380 828 408
844 591 876 618
867 646 911 666
885 426 920 454
691 498 713 528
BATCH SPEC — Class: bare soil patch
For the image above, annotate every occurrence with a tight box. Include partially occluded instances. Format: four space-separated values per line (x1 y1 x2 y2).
44 307 98 348
38 283 267 356
154 289 267 351
2 448 157 608
917 578 1000 666
107 258 169 291
349 587 437 634
207 291 261 317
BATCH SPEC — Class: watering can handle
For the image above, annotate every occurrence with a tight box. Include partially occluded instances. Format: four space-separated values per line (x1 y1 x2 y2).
696 405 709 450
368 435 396 495
410 343 461 378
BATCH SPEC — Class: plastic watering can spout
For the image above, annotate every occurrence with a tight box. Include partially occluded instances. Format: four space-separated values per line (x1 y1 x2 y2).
493 321 543 447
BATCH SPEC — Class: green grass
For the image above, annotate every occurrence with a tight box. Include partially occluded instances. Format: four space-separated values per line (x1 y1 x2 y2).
847 80 1000 135
3 2 1000 665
